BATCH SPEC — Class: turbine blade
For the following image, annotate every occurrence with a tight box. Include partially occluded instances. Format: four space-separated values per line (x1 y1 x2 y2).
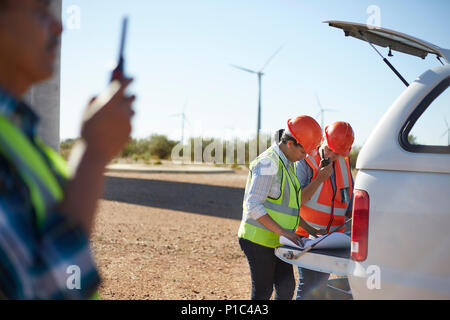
260 45 283 72
230 64 258 74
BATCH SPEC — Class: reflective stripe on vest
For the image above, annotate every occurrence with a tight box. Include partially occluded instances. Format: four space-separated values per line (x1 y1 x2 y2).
296 149 353 238
0 115 65 229
239 147 301 248
0 115 100 300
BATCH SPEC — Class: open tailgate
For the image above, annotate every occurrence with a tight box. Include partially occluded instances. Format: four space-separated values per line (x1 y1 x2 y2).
324 20 450 63
275 246 350 276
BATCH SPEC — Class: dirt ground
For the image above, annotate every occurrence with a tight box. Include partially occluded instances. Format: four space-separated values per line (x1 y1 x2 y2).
91 169 348 300
91 169 253 300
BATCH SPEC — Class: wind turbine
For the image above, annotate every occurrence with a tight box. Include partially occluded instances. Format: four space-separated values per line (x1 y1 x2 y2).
231 46 283 152
315 93 339 133
441 118 450 145
170 100 189 145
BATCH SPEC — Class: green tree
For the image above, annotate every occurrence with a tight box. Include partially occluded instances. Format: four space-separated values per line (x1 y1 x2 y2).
349 145 362 170
60 138 77 160
148 134 178 159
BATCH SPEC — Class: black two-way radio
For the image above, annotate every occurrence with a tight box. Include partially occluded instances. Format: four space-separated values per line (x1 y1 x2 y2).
111 17 129 82
320 148 330 167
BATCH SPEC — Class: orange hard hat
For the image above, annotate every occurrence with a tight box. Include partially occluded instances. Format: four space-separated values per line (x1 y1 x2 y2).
287 116 322 155
324 121 355 157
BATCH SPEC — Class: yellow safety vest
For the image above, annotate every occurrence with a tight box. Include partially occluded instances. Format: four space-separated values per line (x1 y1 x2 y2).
238 146 301 248
0 115 100 300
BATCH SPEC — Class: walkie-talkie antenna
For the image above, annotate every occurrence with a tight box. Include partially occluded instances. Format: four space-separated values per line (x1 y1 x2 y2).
111 17 129 82
118 17 128 62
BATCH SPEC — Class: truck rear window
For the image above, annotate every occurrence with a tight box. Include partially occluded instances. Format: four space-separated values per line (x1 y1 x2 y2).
400 77 450 154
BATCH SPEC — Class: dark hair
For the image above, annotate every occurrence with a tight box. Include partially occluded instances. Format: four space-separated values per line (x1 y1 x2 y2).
280 131 302 148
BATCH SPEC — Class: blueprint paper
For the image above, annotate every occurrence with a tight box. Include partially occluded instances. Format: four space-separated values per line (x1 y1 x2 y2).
280 233 351 250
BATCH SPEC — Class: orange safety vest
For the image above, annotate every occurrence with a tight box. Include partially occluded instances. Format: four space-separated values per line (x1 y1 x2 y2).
295 149 353 238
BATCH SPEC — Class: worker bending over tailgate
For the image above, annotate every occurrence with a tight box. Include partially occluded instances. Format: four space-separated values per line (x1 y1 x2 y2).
238 116 322 300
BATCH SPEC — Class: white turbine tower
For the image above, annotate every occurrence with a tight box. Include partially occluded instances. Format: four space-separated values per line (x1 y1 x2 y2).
315 93 339 132
170 100 189 145
231 46 283 152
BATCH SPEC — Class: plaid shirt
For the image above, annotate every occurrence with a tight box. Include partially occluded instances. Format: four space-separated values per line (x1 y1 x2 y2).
0 88 100 300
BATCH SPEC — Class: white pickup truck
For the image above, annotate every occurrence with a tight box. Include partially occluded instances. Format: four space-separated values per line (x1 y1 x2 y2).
275 21 450 299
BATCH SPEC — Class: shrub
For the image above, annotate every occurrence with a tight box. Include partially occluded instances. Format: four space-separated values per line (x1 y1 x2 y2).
148 135 178 159
184 134 273 166
60 138 77 160
118 135 177 160
349 145 361 170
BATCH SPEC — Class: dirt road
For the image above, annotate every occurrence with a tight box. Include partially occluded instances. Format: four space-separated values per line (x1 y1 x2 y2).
92 170 252 300
92 169 349 300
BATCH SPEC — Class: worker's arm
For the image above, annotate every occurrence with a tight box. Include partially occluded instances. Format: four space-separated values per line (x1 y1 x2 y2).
59 78 135 236
244 157 279 221
245 157 304 245
258 214 304 246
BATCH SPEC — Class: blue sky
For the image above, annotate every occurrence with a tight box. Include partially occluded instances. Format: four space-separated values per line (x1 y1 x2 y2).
60 0 450 147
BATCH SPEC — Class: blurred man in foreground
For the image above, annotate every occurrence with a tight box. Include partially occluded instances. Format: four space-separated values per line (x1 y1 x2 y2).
0 0 135 299
238 116 322 300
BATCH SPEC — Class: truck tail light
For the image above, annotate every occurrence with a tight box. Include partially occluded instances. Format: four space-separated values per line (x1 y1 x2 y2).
351 189 370 262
